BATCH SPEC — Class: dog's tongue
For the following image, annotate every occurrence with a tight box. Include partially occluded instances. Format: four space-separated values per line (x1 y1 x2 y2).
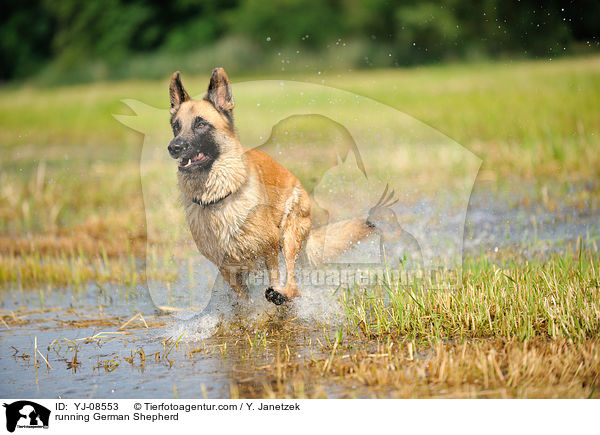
180 152 208 168
193 152 207 162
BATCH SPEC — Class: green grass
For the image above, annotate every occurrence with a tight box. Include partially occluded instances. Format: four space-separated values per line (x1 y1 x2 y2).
2 55 599 174
342 251 600 342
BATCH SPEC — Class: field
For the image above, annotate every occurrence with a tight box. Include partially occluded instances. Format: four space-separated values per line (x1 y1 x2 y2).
1 55 599 398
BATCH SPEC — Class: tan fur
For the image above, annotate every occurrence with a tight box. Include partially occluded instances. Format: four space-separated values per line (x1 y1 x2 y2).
170 68 373 301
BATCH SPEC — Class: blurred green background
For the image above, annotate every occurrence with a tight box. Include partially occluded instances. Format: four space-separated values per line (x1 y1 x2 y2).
2 0 598 84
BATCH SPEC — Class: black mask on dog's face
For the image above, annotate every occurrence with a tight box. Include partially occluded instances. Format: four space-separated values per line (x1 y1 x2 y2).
167 69 235 172
168 115 220 172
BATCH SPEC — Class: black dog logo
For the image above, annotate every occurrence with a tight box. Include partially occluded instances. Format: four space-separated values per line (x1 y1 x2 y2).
3 401 50 432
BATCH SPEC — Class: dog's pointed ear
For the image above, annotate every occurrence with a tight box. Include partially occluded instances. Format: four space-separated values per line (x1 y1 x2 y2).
169 71 190 115
205 67 234 113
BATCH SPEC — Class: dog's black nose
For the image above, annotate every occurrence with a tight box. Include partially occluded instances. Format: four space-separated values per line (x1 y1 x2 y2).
168 138 184 158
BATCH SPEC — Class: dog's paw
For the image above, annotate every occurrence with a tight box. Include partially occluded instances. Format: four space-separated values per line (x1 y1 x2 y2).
265 287 288 305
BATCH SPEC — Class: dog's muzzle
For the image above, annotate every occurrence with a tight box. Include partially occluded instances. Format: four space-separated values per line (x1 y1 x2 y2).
168 137 185 158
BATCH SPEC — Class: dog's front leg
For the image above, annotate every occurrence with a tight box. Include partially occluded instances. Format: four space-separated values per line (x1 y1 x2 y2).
219 265 249 300
265 252 281 291
265 228 304 305
264 251 288 305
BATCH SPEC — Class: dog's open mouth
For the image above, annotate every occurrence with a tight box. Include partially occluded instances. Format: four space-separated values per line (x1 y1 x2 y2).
179 152 210 169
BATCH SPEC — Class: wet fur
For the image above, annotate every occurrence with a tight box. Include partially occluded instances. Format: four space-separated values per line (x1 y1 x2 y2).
168 68 373 303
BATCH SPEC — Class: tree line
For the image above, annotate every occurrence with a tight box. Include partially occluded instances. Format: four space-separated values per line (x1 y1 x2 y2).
1 0 598 81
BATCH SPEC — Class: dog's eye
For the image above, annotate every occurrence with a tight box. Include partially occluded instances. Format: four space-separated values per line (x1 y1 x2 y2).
193 117 207 130
172 120 181 136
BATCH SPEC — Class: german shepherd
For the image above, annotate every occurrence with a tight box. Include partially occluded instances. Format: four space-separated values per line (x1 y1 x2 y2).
167 68 374 305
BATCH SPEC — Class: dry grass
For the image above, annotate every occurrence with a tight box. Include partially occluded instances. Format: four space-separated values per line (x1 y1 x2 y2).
242 339 600 398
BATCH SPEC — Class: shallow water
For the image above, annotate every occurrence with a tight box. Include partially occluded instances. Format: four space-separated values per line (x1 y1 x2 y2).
0 283 341 399
1 185 598 398
463 180 600 256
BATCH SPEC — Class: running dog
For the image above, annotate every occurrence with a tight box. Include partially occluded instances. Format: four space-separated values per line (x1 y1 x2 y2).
167 68 374 304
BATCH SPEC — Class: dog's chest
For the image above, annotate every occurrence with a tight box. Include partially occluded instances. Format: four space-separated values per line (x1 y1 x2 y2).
184 188 262 265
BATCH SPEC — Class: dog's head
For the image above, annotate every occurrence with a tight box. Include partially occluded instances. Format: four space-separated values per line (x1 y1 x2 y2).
167 68 237 173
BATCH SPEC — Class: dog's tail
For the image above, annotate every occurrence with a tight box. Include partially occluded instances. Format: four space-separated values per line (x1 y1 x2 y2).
305 219 374 266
